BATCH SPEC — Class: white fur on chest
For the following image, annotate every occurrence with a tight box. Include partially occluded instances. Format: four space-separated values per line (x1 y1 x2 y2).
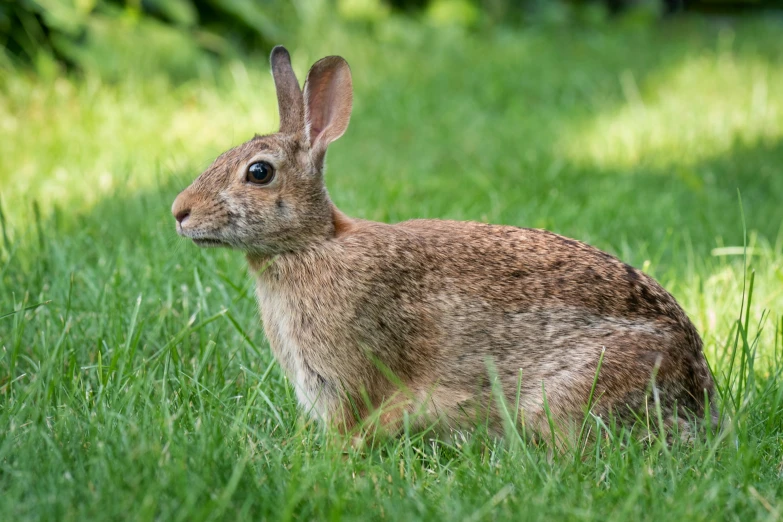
255 283 329 421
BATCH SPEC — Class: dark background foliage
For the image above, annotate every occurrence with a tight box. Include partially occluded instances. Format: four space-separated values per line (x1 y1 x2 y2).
2 0 781 79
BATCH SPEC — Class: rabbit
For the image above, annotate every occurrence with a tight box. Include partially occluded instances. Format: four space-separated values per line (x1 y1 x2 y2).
171 46 718 445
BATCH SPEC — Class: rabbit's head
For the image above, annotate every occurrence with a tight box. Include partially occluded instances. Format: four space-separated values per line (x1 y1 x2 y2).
171 46 353 254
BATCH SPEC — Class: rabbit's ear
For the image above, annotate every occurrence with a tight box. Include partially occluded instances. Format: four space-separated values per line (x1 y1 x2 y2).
303 55 353 166
270 46 305 134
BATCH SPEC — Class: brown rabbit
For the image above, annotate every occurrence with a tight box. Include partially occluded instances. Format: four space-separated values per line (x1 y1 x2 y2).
171 46 717 444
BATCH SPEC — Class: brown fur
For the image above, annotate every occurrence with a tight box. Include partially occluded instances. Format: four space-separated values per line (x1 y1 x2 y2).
172 47 717 444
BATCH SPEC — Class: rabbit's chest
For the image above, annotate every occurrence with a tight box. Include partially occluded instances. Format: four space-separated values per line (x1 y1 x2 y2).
255 286 335 421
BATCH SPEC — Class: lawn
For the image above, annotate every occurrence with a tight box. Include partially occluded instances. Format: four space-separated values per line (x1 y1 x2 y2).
1 13 783 521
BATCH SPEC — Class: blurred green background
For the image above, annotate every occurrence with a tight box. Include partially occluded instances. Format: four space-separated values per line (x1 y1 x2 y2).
4 0 783 78
2 1 783 520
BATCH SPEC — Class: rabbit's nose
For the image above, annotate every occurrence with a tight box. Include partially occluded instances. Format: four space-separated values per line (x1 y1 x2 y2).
172 194 192 226
175 208 190 224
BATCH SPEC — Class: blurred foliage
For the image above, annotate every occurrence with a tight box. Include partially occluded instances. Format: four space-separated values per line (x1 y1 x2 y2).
1 0 781 80
0 0 300 79
0 0 596 79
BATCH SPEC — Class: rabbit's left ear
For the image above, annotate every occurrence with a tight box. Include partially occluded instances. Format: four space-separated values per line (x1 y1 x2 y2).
270 46 305 134
303 55 353 167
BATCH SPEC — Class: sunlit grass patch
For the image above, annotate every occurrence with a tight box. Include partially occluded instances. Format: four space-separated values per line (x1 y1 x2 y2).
0 64 278 223
550 18 783 175
558 50 782 171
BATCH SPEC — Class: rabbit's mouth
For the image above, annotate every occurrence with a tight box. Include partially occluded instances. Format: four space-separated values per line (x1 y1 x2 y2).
192 238 230 248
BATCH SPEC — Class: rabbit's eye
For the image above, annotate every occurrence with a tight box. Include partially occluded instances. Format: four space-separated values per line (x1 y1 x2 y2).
247 161 275 185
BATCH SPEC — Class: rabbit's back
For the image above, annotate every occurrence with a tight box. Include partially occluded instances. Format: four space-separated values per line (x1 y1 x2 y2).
396 220 714 430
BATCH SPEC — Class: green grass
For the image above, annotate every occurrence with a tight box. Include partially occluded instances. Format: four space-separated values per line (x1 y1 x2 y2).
2 15 783 521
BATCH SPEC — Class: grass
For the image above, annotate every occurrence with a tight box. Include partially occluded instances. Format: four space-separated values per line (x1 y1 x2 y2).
2 13 783 521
